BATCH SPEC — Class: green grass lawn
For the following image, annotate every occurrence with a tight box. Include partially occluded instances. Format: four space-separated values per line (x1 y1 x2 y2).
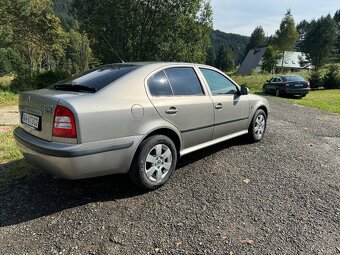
0 128 42 194
284 90 340 114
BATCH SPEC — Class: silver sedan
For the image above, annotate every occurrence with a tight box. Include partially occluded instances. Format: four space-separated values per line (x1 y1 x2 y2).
14 62 270 190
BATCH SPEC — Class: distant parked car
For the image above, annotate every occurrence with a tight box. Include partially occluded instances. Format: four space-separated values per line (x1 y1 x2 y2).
263 75 310 97
14 62 270 190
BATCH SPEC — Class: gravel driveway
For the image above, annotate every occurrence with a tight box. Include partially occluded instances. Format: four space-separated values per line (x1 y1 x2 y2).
0 96 339 255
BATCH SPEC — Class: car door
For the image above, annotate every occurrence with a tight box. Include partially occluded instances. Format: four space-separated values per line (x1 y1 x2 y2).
198 68 250 140
147 66 214 149
269 77 279 92
266 78 275 92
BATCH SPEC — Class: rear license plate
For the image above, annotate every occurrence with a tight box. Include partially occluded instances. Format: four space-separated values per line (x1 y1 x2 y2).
22 112 40 130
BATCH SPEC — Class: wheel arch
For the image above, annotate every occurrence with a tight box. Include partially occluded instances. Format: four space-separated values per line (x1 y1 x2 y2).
142 128 181 154
257 105 268 117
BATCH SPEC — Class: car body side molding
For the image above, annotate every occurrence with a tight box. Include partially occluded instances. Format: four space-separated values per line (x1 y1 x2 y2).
180 130 248 156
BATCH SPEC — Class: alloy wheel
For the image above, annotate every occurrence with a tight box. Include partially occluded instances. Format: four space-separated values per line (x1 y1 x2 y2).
254 114 266 139
144 144 172 182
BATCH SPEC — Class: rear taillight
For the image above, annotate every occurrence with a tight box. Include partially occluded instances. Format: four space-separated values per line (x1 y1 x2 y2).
307 81 310 88
283 83 289 88
52 105 77 138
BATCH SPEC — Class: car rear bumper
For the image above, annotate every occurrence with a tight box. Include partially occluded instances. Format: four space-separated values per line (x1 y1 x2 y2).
14 127 142 179
281 88 310 95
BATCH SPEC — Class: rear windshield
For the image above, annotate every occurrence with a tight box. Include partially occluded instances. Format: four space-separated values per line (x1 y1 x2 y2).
284 76 306 82
52 64 140 92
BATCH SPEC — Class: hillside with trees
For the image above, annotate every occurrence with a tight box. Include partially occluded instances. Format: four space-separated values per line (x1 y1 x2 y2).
210 30 249 67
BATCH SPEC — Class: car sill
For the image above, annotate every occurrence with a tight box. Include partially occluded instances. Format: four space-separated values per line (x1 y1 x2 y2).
180 130 248 157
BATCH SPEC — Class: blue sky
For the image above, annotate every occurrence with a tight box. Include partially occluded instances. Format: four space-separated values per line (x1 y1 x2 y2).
211 0 340 36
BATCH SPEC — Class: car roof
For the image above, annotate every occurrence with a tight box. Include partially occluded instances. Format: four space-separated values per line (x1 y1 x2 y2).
280 75 302 77
102 62 212 69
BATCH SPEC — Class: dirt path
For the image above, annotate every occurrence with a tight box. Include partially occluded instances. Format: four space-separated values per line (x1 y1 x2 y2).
0 105 19 126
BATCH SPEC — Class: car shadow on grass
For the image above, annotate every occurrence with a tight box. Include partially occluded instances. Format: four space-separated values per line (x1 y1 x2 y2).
0 135 251 227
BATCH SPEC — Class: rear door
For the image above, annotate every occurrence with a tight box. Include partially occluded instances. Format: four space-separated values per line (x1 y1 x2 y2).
147 66 214 149
198 68 250 139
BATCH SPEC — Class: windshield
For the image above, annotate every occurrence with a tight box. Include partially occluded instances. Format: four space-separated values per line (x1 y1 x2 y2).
52 64 140 92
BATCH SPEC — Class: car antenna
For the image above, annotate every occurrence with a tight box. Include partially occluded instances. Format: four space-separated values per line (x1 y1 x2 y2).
99 31 125 63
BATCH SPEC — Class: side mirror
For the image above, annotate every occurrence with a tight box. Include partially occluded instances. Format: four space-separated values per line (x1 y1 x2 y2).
266 79 270 83
240 86 249 95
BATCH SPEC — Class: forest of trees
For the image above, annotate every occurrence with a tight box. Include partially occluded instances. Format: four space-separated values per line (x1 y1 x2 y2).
0 0 213 89
0 0 340 90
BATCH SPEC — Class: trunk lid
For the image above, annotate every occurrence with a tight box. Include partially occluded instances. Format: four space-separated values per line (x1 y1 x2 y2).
286 81 308 89
19 89 83 142
283 76 309 90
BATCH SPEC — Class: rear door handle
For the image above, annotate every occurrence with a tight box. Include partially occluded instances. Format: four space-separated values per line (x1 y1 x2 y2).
166 107 178 114
215 103 223 110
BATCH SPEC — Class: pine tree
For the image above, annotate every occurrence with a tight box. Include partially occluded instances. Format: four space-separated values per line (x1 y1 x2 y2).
301 15 337 70
246 26 266 52
296 20 310 51
215 45 234 71
205 46 216 66
333 10 340 62
262 45 282 73
273 10 299 70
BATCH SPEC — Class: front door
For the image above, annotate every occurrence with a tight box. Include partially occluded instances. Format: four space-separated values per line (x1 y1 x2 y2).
198 68 250 139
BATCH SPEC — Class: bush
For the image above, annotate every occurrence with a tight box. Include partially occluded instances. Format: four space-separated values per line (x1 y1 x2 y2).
309 71 324 89
323 65 340 89
10 70 70 92
32 70 70 89
10 75 34 92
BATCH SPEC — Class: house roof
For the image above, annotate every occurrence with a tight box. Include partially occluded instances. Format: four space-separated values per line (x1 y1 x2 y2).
258 51 310 69
238 47 311 75
237 47 267 75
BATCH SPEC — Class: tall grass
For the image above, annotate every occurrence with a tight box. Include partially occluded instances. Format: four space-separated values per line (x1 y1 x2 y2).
0 75 18 107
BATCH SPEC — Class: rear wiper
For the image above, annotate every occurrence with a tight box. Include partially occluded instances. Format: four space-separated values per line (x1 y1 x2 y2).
53 84 97 93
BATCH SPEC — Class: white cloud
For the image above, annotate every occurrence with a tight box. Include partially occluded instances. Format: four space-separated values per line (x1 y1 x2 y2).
211 0 339 36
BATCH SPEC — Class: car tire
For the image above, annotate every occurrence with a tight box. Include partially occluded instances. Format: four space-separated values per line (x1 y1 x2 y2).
300 94 306 98
248 109 267 143
275 88 280 97
129 135 177 190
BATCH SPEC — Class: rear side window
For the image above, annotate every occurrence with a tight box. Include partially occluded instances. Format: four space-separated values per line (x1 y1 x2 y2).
53 64 140 92
148 71 173 96
164 67 204 96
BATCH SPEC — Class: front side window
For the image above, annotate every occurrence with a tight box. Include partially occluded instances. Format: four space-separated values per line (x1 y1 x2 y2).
199 68 238 95
164 67 204 96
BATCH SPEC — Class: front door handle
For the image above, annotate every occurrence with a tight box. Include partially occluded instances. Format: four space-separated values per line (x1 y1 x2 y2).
215 103 223 110
166 106 178 114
